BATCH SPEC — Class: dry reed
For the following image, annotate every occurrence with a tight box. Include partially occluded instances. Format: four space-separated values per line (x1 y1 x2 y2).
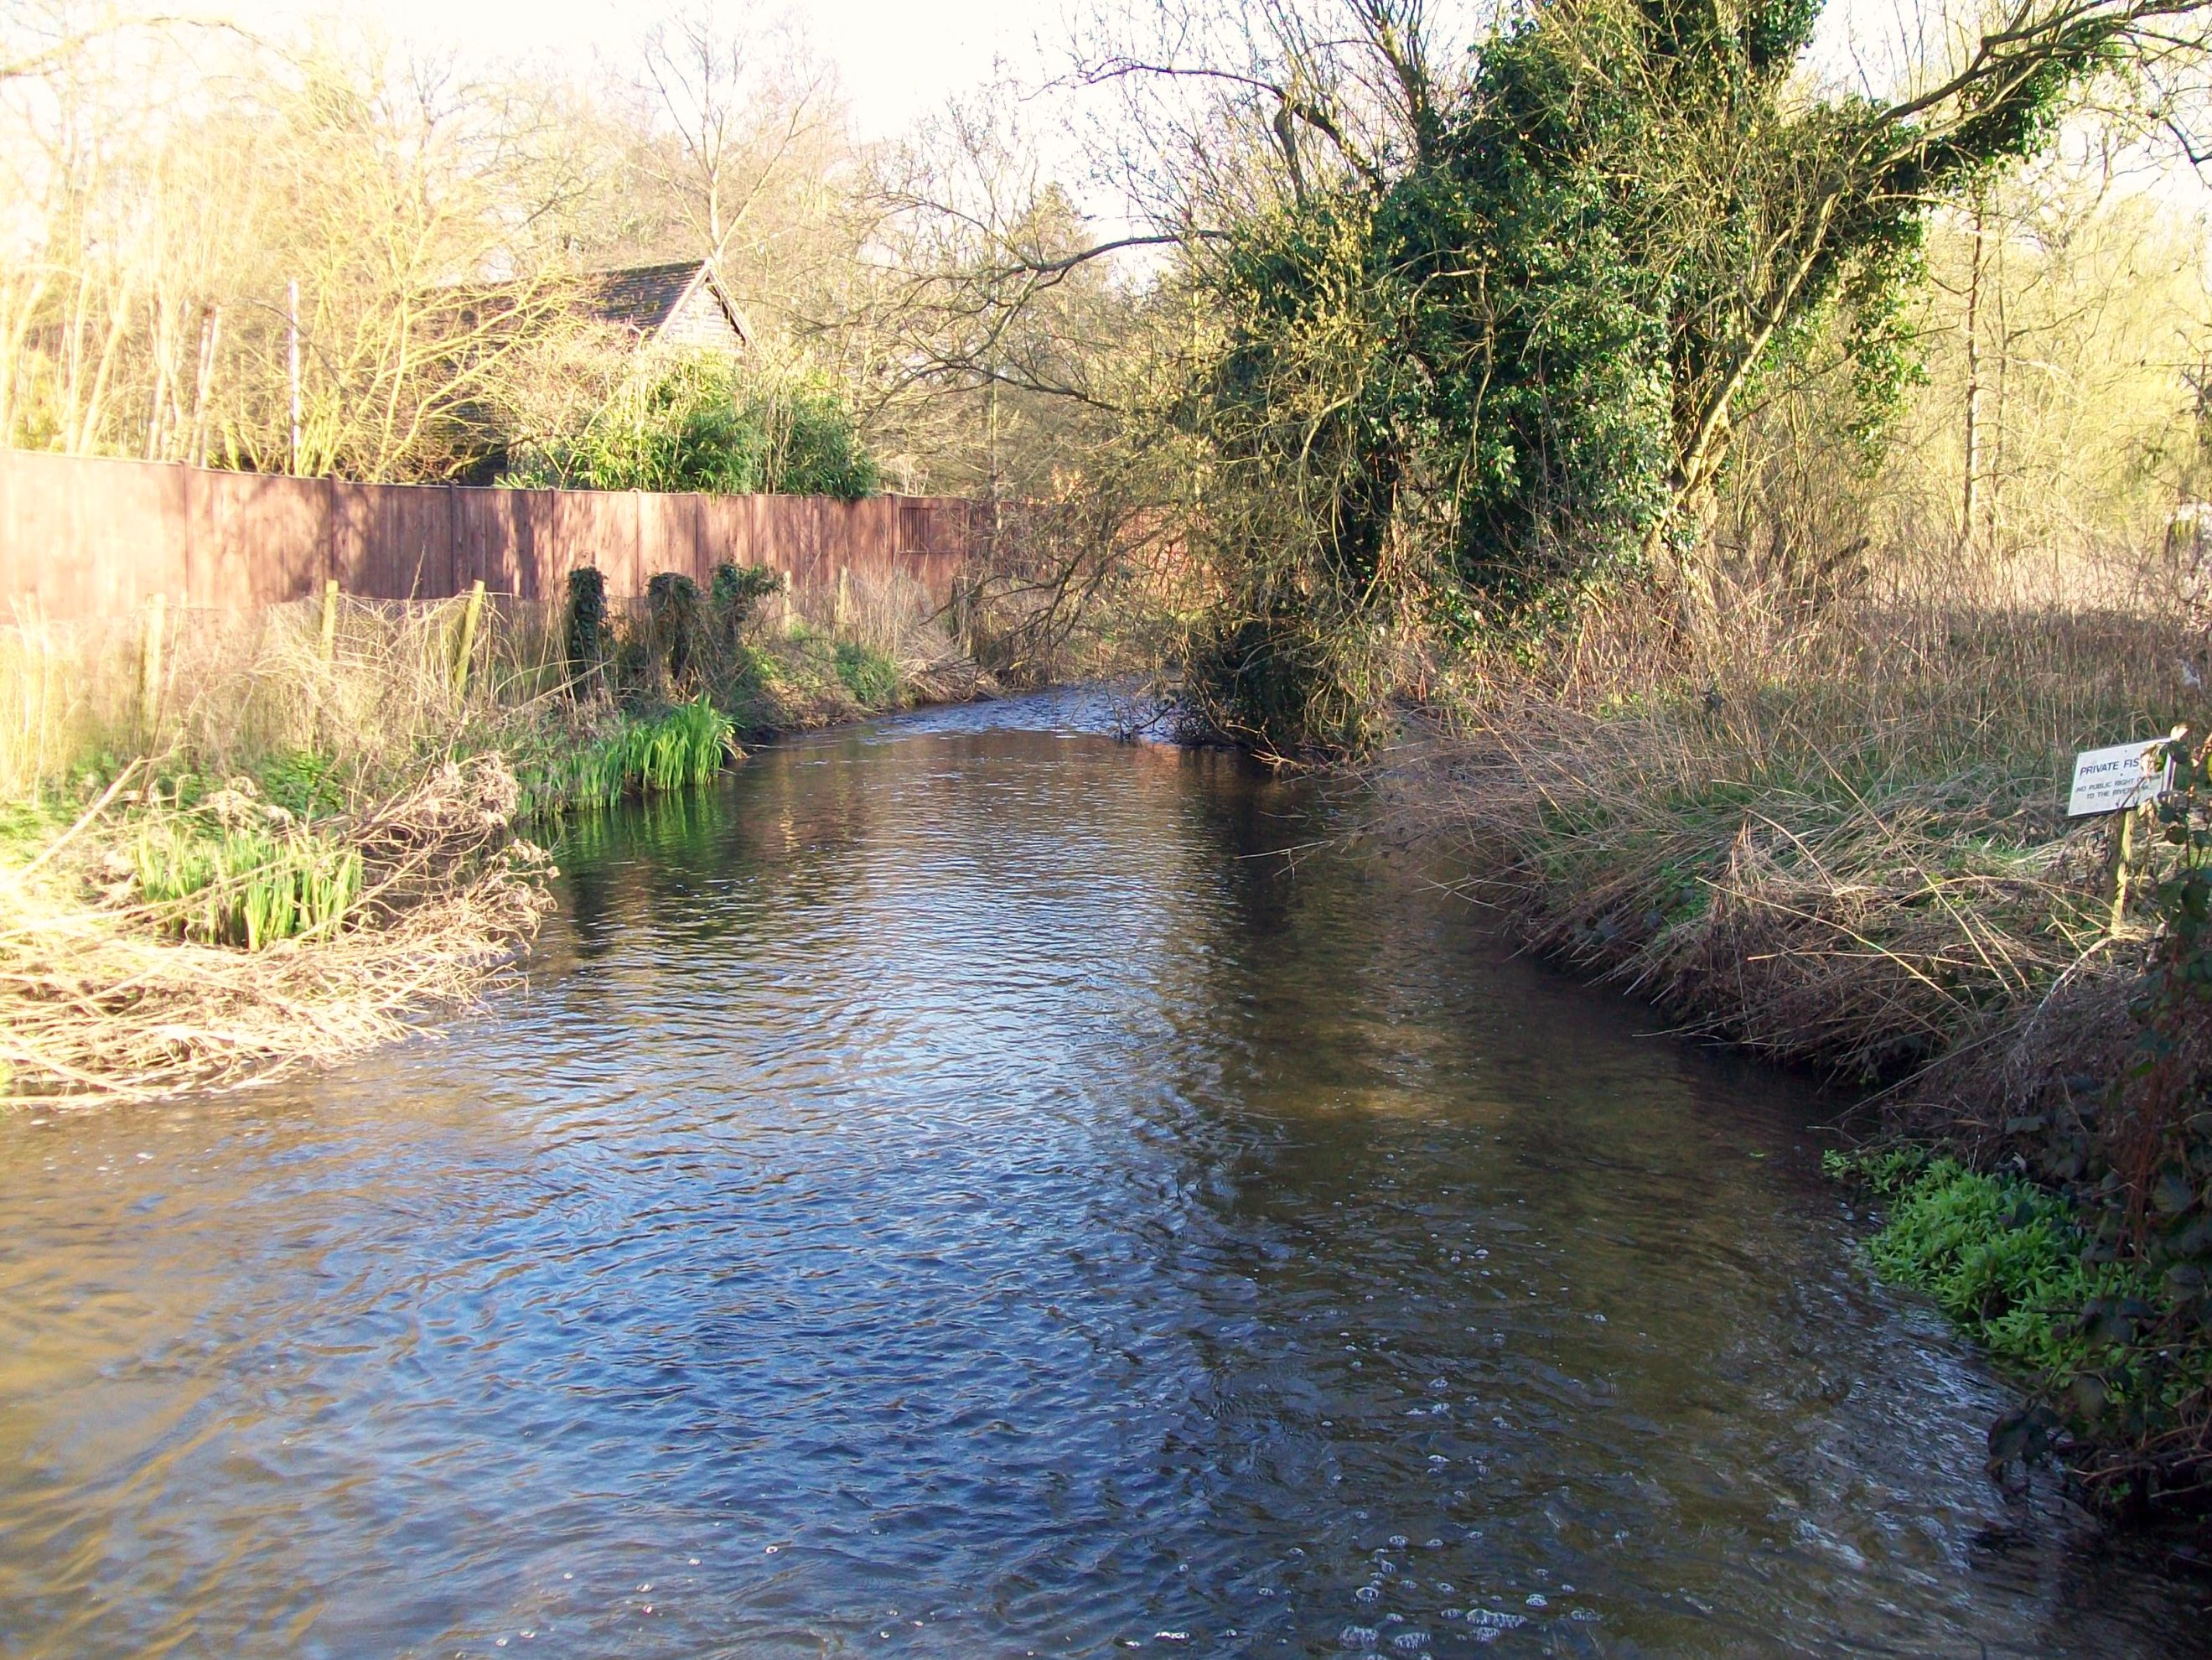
0 755 552 1103
1386 543 2209 1088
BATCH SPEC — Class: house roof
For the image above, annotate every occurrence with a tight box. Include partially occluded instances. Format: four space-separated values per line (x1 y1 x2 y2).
576 259 749 346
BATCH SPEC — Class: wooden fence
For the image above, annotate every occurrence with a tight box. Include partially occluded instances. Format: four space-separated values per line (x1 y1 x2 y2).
0 447 981 620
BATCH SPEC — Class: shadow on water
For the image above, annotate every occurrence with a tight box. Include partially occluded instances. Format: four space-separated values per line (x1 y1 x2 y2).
1 688 2208 1657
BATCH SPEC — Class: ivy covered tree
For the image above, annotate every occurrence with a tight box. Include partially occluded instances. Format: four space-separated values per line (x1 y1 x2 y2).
1143 0 2212 749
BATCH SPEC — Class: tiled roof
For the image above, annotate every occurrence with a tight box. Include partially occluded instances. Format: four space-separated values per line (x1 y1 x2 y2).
578 260 707 334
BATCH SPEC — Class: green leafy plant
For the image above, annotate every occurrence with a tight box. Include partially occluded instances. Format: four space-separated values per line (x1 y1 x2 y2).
132 818 363 950
832 641 899 708
257 749 345 820
509 354 881 501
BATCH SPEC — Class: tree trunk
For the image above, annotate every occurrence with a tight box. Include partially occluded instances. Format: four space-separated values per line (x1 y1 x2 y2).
1961 189 1987 542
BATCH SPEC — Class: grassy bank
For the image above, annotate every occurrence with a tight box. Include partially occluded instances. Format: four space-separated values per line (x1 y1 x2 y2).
1383 563 2212 1510
0 564 991 1104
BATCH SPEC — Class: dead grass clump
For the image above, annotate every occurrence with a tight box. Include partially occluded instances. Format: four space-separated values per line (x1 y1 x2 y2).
0 755 552 1104
1386 573 2208 1085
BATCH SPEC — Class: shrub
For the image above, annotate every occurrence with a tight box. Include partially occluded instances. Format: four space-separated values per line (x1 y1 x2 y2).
832 641 899 708
564 567 609 698
711 562 782 640
508 354 881 501
645 571 705 688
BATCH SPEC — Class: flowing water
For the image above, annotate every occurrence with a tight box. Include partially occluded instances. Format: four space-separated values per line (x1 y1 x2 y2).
2 691 2207 1658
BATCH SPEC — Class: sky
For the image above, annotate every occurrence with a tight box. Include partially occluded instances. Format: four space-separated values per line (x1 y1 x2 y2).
221 0 2212 219
259 0 1067 138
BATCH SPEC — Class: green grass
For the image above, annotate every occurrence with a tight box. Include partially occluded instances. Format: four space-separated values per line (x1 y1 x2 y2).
833 641 899 708
0 800 74 866
132 818 364 949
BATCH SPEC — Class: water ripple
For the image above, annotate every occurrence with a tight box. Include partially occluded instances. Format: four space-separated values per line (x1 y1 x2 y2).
0 701 2205 1657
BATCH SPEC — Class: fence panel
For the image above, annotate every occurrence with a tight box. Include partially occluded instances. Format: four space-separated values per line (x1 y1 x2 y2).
0 448 979 617
0 450 185 617
190 464 329 610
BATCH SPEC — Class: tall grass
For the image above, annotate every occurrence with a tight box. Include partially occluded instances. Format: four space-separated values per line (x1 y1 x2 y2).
0 590 575 807
1391 548 2209 1081
0 563 987 1105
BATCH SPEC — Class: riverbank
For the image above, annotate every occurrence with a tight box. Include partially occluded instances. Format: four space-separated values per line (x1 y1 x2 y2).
1381 578 2212 1512
0 572 997 1103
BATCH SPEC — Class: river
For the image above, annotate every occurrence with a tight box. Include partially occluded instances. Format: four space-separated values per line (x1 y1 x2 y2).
0 691 2204 1657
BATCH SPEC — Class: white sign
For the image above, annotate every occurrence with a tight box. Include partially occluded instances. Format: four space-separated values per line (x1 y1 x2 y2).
2068 739 2173 817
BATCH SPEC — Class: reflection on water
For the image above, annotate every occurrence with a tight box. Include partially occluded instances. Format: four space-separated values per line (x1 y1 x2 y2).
1 690 2205 1657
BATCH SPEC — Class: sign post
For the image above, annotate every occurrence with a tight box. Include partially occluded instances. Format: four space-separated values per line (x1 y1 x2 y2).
2068 736 2178 933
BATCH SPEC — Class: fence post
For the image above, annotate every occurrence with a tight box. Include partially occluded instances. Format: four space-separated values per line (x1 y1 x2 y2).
452 578 486 699
318 577 339 664
2107 801 2147 935
139 593 165 740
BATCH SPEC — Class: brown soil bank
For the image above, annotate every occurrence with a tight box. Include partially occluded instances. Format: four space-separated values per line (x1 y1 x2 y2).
1379 584 2212 1517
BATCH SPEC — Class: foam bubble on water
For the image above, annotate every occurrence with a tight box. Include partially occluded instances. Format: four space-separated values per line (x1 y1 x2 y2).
1354 1585 1381 1605
1526 1593 1548 1609
1391 1631 1431 1651
1339 1626 1379 1650
1387 1534 1409 1548
1466 1609 1527 1630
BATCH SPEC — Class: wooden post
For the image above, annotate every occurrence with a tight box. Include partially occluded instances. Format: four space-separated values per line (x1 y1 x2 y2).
2107 802 2143 934
452 578 485 698
318 577 339 664
139 593 165 739
287 277 303 474
835 565 850 634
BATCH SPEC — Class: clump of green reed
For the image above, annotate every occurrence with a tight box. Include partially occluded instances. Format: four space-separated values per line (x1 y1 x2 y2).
132 817 363 949
618 694 734 793
513 695 736 817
